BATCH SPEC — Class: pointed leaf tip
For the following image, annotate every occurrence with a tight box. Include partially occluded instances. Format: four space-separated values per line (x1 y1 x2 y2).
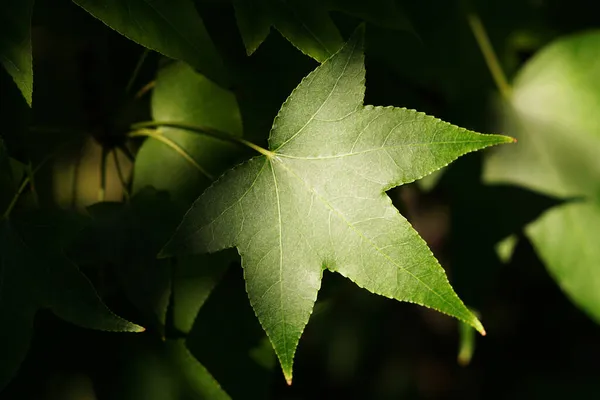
157 243 172 259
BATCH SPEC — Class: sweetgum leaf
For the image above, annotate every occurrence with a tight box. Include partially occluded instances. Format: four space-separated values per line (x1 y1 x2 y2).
0 216 143 390
72 0 227 85
0 0 33 105
483 31 600 323
162 26 513 383
232 0 411 62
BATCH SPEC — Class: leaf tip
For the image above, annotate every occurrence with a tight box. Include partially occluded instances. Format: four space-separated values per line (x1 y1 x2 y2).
283 365 293 385
157 245 172 259
457 353 471 367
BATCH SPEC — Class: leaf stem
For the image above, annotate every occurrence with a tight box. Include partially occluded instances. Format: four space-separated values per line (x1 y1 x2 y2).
466 11 512 101
2 155 52 220
129 129 215 180
112 148 130 200
99 146 108 202
135 80 156 99
126 48 150 94
131 121 275 158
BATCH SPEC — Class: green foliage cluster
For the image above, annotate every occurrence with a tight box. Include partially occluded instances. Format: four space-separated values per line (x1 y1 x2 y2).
1 0 600 398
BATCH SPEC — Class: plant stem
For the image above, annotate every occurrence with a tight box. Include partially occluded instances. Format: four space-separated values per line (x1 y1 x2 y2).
129 129 215 180
466 12 512 101
99 146 108 202
2 155 52 220
131 121 275 158
135 80 156 99
112 148 130 200
126 48 150 94
118 143 135 163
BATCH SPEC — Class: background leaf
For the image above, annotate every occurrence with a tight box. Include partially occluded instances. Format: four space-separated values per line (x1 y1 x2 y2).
0 213 143 390
72 0 227 85
483 30 600 323
133 61 244 209
112 336 229 400
232 0 411 62
0 0 33 106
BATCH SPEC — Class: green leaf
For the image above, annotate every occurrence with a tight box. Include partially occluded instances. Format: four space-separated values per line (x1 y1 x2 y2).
0 215 143 390
162 26 512 383
115 337 230 400
0 139 17 212
132 63 244 330
172 252 233 334
483 31 600 324
232 0 411 62
133 61 243 208
72 0 227 85
79 194 173 332
526 201 600 323
0 0 33 106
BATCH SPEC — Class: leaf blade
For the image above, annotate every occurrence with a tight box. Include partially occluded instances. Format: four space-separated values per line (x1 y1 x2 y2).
0 0 34 106
73 0 227 84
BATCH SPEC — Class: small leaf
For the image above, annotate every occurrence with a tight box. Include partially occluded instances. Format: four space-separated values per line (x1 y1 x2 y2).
0 215 142 390
483 30 600 324
72 0 227 85
163 26 512 383
0 0 34 105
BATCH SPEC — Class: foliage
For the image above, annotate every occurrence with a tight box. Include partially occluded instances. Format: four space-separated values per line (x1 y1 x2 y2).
1 0 600 398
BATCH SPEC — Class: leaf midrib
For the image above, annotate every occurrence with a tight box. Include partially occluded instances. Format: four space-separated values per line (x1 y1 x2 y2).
276 138 502 160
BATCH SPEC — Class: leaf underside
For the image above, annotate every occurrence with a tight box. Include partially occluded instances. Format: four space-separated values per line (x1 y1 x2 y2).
163 25 512 383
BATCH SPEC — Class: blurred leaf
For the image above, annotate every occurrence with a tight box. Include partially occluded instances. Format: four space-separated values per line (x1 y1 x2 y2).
483 30 600 324
187 267 272 399
72 0 227 85
495 234 518 264
457 310 478 366
232 0 343 62
526 201 600 323
162 26 512 383
172 252 233 334
0 0 33 105
77 190 178 332
133 61 243 209
485 30 600 199
0 214 143 390
115 337 229 400
232 0 411 62
0 139 17 212
132 63 244 332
